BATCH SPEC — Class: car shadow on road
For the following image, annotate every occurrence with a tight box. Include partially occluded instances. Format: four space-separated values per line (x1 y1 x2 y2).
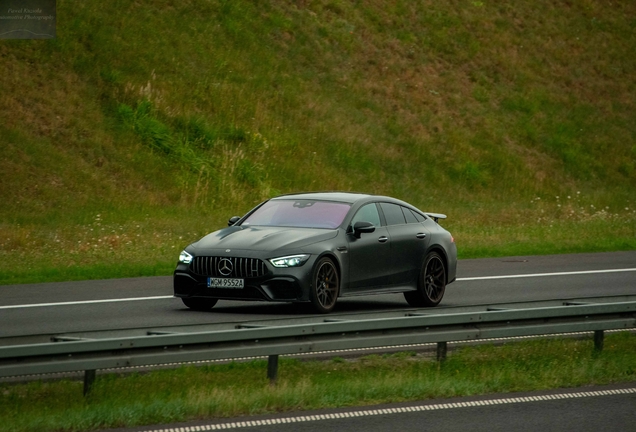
182 297 410 316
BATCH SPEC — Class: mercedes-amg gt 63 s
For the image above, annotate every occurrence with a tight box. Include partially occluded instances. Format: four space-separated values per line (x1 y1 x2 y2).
174 192 457 313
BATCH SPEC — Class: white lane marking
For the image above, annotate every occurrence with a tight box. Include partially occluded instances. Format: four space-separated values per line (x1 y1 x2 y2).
457 268 636 281
0 296 174 310
3 268 636 309
141 387 636 431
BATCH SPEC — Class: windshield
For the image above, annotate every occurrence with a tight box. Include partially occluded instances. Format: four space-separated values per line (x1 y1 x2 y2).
242 199 351 229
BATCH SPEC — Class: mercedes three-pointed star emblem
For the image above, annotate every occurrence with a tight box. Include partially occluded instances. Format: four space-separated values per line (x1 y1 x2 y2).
218 258 233 276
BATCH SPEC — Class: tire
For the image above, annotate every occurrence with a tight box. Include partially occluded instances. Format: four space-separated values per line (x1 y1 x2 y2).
404 252 446 307
182 297 218 311
310 257 340 313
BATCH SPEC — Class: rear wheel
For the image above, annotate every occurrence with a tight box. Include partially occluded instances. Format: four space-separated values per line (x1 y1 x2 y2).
310 257 340 313
404 252 446 307
182 297 218 311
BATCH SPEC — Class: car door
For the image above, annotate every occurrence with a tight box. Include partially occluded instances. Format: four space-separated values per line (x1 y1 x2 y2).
379 203 430 288
345 203 394 292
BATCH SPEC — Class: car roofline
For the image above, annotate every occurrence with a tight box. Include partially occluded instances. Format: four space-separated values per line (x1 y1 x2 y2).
271 191 374 204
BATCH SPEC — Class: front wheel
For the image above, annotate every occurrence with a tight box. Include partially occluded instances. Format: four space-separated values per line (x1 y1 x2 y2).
182 297 218 311
310 257 340 313
404 252 446 307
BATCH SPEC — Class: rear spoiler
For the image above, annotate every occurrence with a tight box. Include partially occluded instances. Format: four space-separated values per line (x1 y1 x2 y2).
425 212 447 223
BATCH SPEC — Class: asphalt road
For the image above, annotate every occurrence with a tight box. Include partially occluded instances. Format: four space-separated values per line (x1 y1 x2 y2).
2 251 635 432
1 251 635 338
129 384 636 432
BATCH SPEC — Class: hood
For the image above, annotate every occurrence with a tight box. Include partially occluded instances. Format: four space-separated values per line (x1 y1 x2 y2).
191 226 338 253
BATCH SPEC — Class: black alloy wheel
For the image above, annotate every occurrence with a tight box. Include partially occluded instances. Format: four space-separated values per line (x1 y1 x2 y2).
182 297 218 311
310 257 340 313
404 252 446 307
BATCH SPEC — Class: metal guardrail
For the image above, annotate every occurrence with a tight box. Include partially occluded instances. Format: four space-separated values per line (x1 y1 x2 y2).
4 295 636 347
1 301 635 394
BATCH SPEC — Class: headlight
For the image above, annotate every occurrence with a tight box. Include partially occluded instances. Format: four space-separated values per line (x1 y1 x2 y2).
179 250 193 264
268 254 310 268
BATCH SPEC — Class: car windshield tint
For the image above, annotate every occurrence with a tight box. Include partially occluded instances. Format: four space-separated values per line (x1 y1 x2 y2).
242 200 352 229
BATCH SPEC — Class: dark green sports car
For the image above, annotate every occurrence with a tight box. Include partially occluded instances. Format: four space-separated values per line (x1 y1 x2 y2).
174 192 457 313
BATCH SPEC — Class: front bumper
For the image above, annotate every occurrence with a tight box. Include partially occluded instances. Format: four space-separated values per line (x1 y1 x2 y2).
173 260 315 303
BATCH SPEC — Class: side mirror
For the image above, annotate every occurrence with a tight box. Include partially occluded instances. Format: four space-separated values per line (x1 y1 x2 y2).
350 221 375 238
228 216 241 226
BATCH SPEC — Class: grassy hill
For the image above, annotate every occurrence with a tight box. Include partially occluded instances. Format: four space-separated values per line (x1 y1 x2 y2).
1 0 635 284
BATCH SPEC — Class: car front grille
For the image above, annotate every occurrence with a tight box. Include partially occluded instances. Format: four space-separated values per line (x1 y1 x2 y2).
190 256 268 278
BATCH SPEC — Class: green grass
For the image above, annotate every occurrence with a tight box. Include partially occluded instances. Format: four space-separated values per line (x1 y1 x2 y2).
1 195 633 285
1 0 635 284
2 332 635 432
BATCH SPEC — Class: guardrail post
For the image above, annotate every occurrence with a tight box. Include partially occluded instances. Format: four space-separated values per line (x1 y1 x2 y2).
436 342 447 362
83 370 96 396
267 355 279 385
594 330 604 352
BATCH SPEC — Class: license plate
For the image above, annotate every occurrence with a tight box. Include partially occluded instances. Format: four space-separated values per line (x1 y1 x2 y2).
207 277 244 289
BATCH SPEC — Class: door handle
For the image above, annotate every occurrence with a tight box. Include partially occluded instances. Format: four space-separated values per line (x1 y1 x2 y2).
416 233 427 239
378 236 389 243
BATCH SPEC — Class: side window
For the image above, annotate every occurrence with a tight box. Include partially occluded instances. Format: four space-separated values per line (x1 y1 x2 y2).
402 206 418 224
411 210 426 223
380 203 406 226
350 203 381 227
